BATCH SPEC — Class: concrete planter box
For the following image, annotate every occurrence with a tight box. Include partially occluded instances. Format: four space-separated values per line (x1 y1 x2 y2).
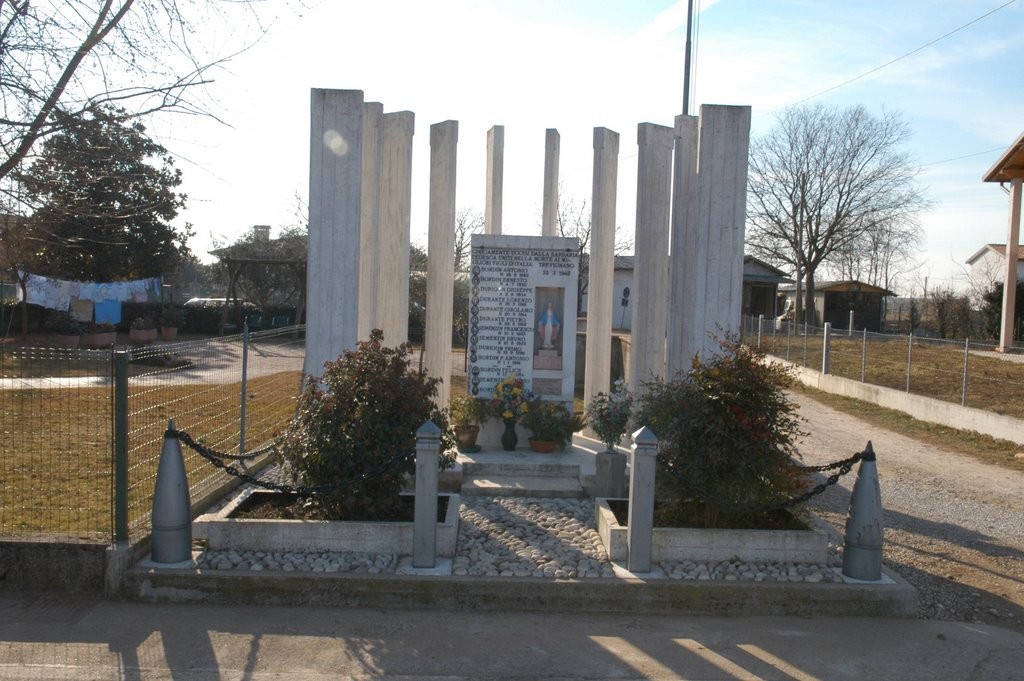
195 490 461 557
595 498 828 564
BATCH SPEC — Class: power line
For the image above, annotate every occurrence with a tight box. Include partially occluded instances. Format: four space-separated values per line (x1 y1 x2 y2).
922 147 1006 168
783 0 1018 110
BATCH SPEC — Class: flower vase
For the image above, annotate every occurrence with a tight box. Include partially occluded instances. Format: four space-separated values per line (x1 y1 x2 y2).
501 420 518 451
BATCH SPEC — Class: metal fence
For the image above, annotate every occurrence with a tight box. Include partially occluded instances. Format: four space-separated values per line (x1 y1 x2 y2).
741 315 1024 419
0 326 305 543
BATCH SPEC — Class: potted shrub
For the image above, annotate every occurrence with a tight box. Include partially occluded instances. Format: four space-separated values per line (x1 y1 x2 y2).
449 393 490 453
521 399 581 453
159 306 184 341
43 311 83 349
81 321 117 348
585 378 634 452
129 316 157 344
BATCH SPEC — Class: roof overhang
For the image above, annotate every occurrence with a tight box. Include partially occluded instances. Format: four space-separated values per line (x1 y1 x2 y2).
984 131 1024 182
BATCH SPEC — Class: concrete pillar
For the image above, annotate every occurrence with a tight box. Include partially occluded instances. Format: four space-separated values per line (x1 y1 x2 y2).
630 123 674 390
425 121 459 409
357 102 383 341
627 426 658 573
542 128 560 237
485 125 504 235
413 420 441 568
666 115 698 378
999 178 1022 352
583 127 619 413
305 88 363 378
695 105 751 356
377 111 415 345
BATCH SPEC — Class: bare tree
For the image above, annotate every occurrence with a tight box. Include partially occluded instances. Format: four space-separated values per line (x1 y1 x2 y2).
453 208 483 272
826 213 922 292
746 104 927 324
0 0 276 187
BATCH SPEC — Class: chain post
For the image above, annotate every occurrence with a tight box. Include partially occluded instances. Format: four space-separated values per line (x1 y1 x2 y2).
822 322 831 375
906 331 913 392
113 349 129 542
860 327 867 382
239 321 249 455
961 337 970 407
413 420 441 569
627 427 658 573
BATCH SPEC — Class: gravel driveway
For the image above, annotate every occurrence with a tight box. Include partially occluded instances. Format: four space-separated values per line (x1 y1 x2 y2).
794 391 1024 631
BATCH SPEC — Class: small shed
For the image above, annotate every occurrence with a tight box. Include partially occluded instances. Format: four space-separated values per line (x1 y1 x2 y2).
742 256 792 319
779 280 894 332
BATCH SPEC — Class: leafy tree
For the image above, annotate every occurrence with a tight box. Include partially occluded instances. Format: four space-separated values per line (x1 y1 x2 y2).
0 0 276 186
981 281 1024 341
747 104 926 324
18 106 190 280
0 212 43 335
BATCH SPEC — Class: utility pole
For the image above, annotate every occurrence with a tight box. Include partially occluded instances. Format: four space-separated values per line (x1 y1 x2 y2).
682 0 695 116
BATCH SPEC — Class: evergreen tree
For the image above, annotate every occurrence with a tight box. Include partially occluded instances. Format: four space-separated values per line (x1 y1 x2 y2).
18 106 190 280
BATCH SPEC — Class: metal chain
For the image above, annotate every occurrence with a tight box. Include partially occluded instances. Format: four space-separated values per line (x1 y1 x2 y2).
793 451 863 473
168 428 414 496
655 449 864 515
169 429 267 461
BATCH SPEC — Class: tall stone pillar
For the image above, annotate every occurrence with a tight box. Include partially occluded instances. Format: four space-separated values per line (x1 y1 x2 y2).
305 88 363 379
583 127 619 412
425 121 459 409
377 111 415 345
542 128 560 237
357 102 383 341
695 105 751 354
485 125 504 235
666 106 750 371
667 115 698 378
630 123 674 390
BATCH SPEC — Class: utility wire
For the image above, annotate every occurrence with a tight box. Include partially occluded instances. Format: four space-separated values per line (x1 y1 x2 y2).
784 0 1018 110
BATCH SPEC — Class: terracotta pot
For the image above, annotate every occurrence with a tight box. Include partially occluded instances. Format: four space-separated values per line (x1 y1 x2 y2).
130 328 157 345
49 334 81 349
81 331 116 348
454 425 480 453
528 438 558 454
160 326 178 341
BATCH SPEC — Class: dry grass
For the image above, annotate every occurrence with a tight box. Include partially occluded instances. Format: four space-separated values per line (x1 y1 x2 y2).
0 371 301 539
763 334 1024 419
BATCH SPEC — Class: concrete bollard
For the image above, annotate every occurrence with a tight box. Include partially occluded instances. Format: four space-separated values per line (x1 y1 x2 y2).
151 419 193 564
627 426 658 573
413 420 441 568
842 441 883 581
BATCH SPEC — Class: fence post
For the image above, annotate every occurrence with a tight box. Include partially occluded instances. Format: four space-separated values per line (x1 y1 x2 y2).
786 320 792 361
627 426 658 573
413 420 441 568
113 349 130 542
757 314 763 350
802 322 809 367
905 332 913 392
822 322 832 375
860 327 867 383
239 321 250 455
961 338 970 407
848 310 854 336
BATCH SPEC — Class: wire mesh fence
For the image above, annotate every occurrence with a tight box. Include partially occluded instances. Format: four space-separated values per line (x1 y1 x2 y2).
743 315 1024 419
0 326 306 543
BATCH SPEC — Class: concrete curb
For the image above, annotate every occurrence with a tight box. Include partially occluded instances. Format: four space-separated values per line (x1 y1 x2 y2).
124 563 917 617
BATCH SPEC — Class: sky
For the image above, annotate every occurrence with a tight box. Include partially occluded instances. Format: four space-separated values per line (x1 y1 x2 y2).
152 0 1024 296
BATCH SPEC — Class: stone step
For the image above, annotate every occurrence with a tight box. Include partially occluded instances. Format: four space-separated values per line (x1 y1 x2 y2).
462 462 580 478
461 474 584 498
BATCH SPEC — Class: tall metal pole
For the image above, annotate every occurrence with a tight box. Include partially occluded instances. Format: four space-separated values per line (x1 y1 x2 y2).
682 0 695 115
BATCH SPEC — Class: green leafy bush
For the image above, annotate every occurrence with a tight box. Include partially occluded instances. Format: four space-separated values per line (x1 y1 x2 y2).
634 338 805 528
521 400 581 450
278 329 454 520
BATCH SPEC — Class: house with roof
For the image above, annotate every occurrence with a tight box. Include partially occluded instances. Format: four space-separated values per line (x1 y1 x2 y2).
966 244 1024 293
778 280 895 332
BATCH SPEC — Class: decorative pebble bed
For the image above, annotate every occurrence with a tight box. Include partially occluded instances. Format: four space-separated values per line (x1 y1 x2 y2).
196 496 842 582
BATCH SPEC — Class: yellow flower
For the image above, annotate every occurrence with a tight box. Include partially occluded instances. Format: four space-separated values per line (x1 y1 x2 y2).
512 388 521 395
502 410 513 419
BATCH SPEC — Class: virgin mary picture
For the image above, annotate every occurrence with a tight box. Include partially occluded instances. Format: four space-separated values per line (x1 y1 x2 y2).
537 302 560 349
533 288 564 371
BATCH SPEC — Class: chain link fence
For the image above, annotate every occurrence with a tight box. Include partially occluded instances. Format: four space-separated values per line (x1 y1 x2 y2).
742 315 1024 419
0 326 305 543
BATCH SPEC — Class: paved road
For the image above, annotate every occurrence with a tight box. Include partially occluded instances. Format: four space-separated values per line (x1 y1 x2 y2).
0 594 1021 680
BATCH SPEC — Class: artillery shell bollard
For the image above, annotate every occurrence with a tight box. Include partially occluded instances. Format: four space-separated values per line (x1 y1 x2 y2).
842 441 883 581
150 419 193 565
